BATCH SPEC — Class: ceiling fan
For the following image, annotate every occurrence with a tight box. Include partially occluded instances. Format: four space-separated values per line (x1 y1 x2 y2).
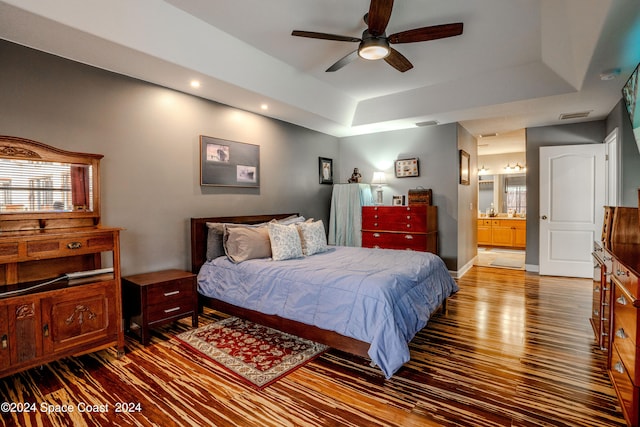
291 0 463 72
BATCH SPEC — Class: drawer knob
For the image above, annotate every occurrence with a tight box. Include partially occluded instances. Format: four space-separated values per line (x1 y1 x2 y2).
374 223 378 227
164 291 180 297
614 361 625 374
406 224 411 228
67 241 82 249
615 328 628 339
164 307 181 314
404 235 413 240
373 233 380 238
594 285 600 293
593 309 599 316
616 295 627 306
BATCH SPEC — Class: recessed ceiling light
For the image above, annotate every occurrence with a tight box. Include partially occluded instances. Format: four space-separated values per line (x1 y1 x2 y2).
260 104 269 111
190 80 200 88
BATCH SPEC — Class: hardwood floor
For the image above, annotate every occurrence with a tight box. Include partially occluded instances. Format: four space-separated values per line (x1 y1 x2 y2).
0 267 626 426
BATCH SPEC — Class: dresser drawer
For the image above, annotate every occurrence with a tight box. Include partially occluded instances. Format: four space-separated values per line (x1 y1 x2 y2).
0 242 19 263
610 347 640 426
147 296 195 324
146 278 194 306
362 207 426 232
613 283 639 383
362 231 426 251
613 259 639 299
26 233 115 259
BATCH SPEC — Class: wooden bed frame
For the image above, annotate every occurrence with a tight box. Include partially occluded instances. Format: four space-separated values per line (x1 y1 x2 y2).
190 213 371 358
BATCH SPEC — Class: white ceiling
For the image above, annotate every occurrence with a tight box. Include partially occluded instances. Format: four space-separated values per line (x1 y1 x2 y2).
1 0 638 154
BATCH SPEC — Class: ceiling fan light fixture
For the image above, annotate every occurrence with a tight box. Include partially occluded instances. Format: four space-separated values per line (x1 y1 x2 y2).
358 38 390 60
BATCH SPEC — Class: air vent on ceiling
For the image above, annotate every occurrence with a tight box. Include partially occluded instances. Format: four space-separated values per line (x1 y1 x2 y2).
479 133 498 138
415 120 439 127
559 111 591 120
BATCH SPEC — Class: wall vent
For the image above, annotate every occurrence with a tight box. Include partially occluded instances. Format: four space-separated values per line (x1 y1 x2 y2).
559 111 591 120
415 120 439 127
479 133 498 138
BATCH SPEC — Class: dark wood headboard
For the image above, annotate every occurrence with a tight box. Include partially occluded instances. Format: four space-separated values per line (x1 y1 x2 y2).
190 213 299 274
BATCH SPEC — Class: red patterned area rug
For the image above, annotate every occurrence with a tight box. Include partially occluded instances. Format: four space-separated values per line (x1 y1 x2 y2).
175 317 328 389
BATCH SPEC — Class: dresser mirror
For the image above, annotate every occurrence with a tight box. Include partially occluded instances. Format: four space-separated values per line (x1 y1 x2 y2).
0 135 102 229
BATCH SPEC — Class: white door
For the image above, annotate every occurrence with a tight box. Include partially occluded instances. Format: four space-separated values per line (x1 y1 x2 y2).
539 144 606 277
605 128 620 205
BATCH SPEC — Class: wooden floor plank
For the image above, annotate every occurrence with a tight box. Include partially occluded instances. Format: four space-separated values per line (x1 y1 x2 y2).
0 267 627 426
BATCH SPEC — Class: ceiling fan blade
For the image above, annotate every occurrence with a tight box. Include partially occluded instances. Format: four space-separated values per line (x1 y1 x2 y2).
291 30 360 43
326 50 359 72
388 22 463 44
384 48 413 72
367 0 394 36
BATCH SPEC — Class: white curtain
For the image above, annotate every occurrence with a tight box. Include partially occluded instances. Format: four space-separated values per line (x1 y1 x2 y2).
328 183 373 246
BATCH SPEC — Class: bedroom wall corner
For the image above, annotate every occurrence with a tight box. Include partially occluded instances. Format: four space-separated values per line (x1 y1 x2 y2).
456 124 477 274
338 124 459 270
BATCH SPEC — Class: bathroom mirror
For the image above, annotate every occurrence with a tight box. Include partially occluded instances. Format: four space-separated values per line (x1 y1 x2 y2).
478 173 526 215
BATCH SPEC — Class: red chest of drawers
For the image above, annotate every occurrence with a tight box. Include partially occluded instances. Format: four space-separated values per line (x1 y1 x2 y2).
361 205 438 254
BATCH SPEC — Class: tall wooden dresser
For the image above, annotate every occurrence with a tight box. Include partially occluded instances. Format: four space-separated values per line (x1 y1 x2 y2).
0 136 124 378
600 202 640 427
361 205 438 253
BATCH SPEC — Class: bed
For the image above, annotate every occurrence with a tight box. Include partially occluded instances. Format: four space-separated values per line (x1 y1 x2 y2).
190 213 458 378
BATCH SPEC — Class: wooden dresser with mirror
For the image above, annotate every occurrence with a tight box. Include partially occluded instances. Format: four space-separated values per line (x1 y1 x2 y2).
0 135 123 378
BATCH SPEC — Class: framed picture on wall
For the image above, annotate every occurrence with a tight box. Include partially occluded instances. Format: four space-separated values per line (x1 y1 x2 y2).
200 135 260 187
459 149 470 185
319 157 333 184
395 158 420 177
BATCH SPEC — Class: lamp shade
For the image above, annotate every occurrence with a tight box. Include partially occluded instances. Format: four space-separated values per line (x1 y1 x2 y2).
371 171 387 185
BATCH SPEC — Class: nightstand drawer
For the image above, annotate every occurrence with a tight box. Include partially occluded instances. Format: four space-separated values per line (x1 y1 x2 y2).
147 297 195 324
147 278 194 306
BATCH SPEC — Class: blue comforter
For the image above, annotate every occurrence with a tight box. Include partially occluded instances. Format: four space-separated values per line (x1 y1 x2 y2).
197 246 458 378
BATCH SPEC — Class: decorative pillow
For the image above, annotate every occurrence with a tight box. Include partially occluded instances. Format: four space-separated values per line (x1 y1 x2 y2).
297 220 328 256
268 222 303 261
205 222 227 261
223 225 272 263
277 215 307 225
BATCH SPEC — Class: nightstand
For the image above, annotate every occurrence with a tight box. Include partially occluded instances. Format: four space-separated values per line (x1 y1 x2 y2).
122 269 198 345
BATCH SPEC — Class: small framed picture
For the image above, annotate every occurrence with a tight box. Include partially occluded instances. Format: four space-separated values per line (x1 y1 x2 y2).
392 195 404 206
319 157 333 184
459 150 470 185
395 158 419 178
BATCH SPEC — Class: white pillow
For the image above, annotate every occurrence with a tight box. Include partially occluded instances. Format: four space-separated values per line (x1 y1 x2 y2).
297 220 328 256
268 222 303 261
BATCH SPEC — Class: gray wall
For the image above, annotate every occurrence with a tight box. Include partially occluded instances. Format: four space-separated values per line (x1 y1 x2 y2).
606 99 640 206
456 124 477 271
525 121 607 266
338 124 460 270
0 40 338 275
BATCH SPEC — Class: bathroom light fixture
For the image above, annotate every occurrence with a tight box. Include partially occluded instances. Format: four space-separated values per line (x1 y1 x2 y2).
478 165 489 175
371 171 387 205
